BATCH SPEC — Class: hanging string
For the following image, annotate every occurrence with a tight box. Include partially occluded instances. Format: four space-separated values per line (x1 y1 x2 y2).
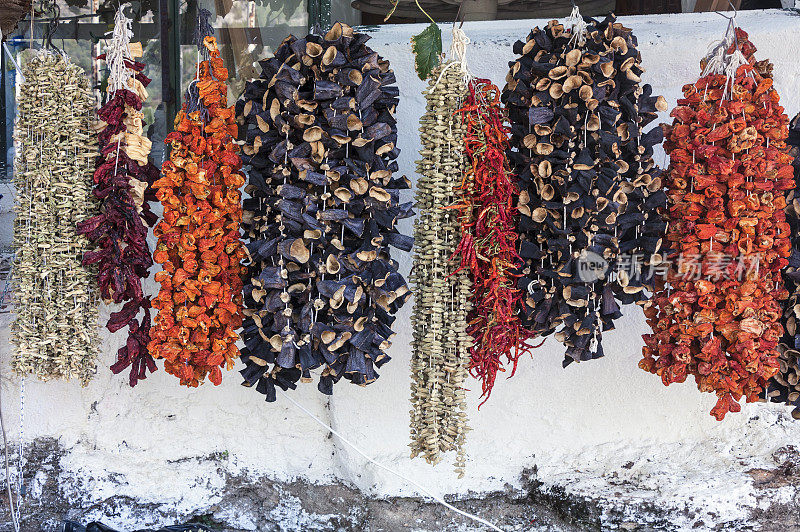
104 3 134 94
434 25 474 89
193 8 214 61
449 26 472 81
700 12 748 100
0 260 20 532
565 5 588 48
277 389 505 532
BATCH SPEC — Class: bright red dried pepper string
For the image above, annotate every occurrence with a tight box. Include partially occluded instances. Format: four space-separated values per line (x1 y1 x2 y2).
641 28 792 420
149 36 246 387
454 78 536 402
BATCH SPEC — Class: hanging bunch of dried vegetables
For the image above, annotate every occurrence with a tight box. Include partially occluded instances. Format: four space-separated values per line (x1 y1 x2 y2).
761 112 800 417
149 14 246 387
453 78 535 401
502 10 667 366
409 50 472 476
641 24 792 420
11 51 99 383
235 22 412 401
77 5 159 386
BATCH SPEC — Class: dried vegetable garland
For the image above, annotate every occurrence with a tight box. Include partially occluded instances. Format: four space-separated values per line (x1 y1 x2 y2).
503 12 668 366
764 112 800 418
11 51 100 384
149 29 246 387
640 26 793 420
235 22 412 401
453 78 534 401
409 61 472 476
78 7 159 386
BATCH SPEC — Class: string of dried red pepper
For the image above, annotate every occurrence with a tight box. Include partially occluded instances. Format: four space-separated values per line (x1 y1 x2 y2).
78 7 159 386
641 25 792 420
453 78 535 401
149 17 246 387
762 112 800 415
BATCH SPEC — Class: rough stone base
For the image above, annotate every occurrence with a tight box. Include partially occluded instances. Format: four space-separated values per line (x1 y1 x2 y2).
3 438 800 531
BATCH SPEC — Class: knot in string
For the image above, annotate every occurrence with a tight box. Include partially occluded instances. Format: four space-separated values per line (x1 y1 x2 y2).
565 6 588 48
433 26 474 88
449 26 471 77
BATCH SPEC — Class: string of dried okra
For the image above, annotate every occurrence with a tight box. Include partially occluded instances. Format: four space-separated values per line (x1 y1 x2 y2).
410 62 472 477
12 51 100 384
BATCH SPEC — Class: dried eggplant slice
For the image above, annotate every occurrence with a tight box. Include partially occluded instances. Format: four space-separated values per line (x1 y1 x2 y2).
236 22 411 401
503 14 667 367
11 51 100 384
78 6 159 386
641 26 792 421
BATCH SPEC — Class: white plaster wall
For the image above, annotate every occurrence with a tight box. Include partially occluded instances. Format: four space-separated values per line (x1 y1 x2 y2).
4 8 800 530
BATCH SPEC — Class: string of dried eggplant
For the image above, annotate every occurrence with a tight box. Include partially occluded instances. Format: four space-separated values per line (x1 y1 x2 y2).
641 25 792 420
78 6 159 386
150 19 246 387
409 61 472 476
763 112 800 417
11 51 100 384
236 22 412 401
453 78 534 401
503 13 667 366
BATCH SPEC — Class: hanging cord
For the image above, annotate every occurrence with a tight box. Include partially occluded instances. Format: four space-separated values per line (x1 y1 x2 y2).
0 260 20 532
565 5 588 48
193 8 214 62
700 8 749 100
449 26 471 81
277 389 505 532
433 25 474 89
104 3 134 94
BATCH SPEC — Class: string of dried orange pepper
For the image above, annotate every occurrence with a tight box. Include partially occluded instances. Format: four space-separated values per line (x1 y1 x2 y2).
149 13 246 387
453 78 536 402
641 24 792 420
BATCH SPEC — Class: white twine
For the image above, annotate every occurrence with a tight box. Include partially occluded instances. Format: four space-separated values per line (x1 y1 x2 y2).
700 16 748 100
433 25 474 88
565 6 588 48
104 3 134 94
277 389 505 532
449 26 472 81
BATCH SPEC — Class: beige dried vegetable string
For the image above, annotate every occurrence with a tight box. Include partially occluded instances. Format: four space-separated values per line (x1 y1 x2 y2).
11 51 99 384
410 61 472 476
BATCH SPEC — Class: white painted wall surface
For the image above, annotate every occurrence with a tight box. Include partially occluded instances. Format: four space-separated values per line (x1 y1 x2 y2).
3 8 800 530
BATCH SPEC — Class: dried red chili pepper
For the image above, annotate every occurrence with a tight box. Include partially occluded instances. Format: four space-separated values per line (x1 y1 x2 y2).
641 26 792 420
77 8 158 386
148 29 246 387
454 78 536 401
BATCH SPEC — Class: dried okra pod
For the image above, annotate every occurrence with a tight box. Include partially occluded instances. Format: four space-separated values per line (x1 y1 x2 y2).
12 51 100 384
409 61 471 477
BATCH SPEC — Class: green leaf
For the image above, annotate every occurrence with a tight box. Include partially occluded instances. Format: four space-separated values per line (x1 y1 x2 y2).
411 23 442 81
